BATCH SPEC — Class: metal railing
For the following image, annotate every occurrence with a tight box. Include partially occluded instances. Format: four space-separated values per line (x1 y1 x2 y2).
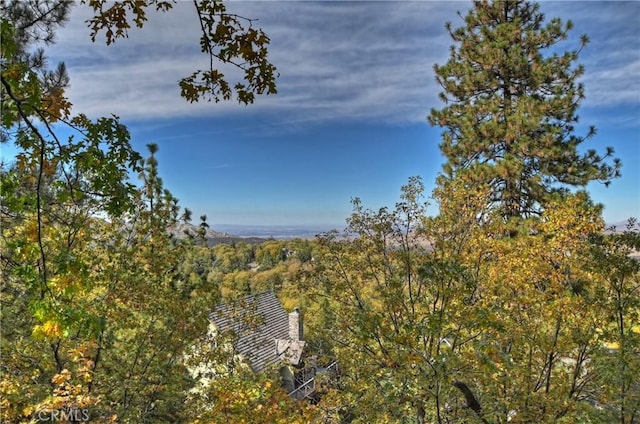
288 361 339 401
325 361 338 374
289 377 316 400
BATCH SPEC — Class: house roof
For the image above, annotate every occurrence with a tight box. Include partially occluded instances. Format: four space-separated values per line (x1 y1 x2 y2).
209 291 289 373
276 339 306 366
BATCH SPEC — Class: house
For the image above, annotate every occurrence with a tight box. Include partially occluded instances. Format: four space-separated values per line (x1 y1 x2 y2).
209 291 301 373
207 291 336 400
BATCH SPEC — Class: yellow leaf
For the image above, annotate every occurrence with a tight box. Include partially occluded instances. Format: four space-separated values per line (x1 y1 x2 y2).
51 369 71 385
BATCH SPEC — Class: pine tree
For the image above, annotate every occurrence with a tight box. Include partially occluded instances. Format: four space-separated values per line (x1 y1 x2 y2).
428 0 620 218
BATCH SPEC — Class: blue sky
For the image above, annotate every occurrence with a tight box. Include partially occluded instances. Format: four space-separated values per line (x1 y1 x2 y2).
3 1 639 228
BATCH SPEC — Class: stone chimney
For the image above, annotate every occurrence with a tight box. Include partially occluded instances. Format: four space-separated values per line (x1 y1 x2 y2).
289 308 303 341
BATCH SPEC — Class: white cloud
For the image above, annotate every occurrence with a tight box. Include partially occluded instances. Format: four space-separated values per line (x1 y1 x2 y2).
44 1 639 127
584 59 640 106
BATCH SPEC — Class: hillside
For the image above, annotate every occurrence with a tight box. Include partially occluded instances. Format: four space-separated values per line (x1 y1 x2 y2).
170 222 267 246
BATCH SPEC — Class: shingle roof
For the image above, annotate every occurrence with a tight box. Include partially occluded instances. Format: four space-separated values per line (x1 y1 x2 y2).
276 339 306 366
209 291 289 373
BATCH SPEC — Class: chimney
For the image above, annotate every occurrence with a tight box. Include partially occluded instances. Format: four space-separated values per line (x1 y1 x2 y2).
289 308 303 341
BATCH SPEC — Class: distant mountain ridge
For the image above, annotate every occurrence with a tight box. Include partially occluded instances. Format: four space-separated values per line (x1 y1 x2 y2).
170 222 267 246
604 220 639 234
211 224 343 240
171 220 638 247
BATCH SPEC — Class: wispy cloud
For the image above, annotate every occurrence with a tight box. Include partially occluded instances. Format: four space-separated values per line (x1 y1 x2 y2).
206 164 232 170
47 1 639 128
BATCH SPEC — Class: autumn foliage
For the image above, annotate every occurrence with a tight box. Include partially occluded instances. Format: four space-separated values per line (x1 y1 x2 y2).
1 1 638 423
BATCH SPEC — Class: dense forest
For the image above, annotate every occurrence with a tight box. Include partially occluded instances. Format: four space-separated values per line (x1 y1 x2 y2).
1 1 638 423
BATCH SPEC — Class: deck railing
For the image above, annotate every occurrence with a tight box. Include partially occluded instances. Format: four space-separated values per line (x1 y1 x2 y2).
288 361 339 401
289 377 316 400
